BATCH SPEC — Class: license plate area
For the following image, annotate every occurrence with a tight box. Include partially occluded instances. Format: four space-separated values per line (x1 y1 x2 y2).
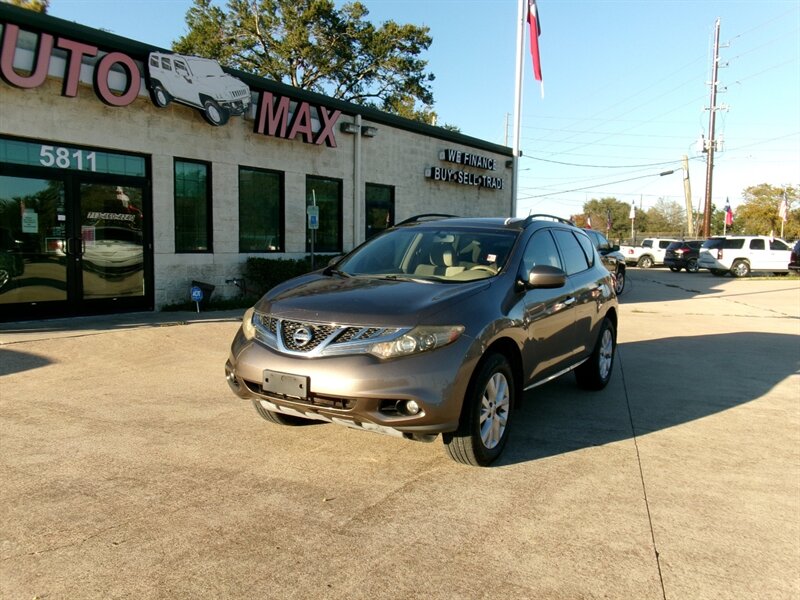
262 369 309 400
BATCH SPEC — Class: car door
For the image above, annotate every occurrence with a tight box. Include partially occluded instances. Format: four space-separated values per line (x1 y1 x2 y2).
748 238 768 270
518 229 578 384
552 228 602 358
769 239 791 270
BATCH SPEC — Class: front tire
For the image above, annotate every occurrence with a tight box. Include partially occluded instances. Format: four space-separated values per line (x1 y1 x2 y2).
203 99 230 126
637 255 654 268
443 353 514 467
614 268 626 295
252 400 311 426
575 318 616 390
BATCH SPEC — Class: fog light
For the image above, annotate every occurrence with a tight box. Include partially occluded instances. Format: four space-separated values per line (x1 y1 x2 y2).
402 400 421 415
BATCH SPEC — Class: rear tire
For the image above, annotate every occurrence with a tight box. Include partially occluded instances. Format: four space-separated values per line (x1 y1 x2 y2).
669 266 681 272
575 318 616 390
252 400 311 425
443 353 514 467
686 258 699 273
637 256 654 268
731 260 750 277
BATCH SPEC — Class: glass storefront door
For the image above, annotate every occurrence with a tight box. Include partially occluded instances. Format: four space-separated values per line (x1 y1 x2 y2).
0 137 152 321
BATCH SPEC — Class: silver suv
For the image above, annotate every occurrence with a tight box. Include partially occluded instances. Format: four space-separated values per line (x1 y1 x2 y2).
225 215 619 466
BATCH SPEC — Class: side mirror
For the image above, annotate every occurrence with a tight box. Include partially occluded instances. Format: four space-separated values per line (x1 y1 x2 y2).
521 265 567 290
611 244 620 251
327 255 343 267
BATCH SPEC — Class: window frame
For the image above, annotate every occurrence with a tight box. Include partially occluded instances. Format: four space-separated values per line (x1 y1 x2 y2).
173 157 212 254
306 175 343 254
238 165 284 253
364 182 395 241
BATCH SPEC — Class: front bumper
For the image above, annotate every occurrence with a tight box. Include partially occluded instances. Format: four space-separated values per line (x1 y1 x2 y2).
225 328 480 435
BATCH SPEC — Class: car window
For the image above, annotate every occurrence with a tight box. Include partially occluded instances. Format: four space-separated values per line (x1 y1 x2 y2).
552 229 590 275
574 231 596 267
149 56 159 68
642 240 653 248
337 227 517 281
722 239 745 249
702 238 724 249
521 229 562 274
770 240 789 251
659 241 672 249
750 239 765 250
161 57 172 70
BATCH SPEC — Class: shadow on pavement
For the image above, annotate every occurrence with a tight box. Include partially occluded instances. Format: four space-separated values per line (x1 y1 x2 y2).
0 348 53 376
499 331 799 466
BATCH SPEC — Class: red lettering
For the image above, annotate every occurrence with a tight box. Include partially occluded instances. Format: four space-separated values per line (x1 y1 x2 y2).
315 106 340 148
56 37 98 97
0 24 53 89
254 91 290 137
93 52 140 106
287 102 314 143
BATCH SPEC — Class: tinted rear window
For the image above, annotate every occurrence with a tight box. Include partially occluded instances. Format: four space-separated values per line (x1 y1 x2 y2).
722 239 745 249
702 238 724 249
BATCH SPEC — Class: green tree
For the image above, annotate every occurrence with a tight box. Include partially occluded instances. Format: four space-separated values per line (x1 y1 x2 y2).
2 0 49 11
727 184 799 239
578 197 632 241
173 0 436 119
645 198 686 235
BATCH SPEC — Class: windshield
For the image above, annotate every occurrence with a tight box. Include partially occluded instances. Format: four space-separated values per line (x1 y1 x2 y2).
187 59 225 77
336 227 518 282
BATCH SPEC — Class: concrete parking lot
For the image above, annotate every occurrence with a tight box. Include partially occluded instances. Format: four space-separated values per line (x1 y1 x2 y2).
1 269 799 599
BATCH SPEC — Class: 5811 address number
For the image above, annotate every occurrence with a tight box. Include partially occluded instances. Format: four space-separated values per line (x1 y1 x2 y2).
39 145 97 172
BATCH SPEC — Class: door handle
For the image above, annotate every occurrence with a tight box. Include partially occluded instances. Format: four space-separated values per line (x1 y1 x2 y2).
563 296 576 306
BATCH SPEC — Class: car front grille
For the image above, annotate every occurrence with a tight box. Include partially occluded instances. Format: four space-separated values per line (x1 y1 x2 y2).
251 312 404 357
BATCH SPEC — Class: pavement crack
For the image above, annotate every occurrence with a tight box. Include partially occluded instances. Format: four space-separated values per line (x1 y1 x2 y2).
618 349 668 600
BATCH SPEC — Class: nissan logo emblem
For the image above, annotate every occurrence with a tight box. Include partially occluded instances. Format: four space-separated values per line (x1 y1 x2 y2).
292 326 313 347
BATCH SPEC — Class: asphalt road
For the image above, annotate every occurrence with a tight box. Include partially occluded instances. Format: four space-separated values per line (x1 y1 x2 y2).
1 269 799 599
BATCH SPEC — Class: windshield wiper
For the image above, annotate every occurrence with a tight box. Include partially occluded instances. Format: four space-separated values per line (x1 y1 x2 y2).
325 267 350 278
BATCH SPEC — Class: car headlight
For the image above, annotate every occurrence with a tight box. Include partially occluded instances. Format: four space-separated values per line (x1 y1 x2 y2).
241 307 256 340
367 325 465 359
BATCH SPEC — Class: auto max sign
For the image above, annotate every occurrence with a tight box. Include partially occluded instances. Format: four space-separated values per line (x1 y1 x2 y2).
425 148 504 190
0 22 341 146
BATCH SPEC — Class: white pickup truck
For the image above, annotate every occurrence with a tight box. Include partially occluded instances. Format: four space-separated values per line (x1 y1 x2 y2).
619 238 678 268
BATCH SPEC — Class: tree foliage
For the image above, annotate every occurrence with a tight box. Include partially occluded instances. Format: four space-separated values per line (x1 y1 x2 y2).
2 0 49 12
173 0 436 118
720 183 798 239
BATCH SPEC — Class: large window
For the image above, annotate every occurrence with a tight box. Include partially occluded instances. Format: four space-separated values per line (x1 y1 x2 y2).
239 167 283 252
174 159 211 253
365 183 394 240
306 176 342 253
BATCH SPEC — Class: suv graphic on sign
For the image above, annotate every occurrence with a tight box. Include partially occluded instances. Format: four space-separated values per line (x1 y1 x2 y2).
147 52 251 126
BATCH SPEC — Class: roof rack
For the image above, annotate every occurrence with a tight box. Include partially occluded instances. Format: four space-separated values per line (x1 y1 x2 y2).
524 214 575 227
396 213 459 226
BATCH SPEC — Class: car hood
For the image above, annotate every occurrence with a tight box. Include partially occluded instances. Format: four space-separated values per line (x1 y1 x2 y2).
254 274 490 327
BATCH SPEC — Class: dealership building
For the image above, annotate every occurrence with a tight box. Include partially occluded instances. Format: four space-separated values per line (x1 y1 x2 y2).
0 5 513 322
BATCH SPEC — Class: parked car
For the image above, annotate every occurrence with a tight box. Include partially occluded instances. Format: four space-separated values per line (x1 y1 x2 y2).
664 240 703 273
225 214 619 466
790 240 800 273
584 229 626 294
618 237 678 268
698 235 793 277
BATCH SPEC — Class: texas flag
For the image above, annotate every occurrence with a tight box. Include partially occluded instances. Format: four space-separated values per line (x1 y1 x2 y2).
528 0 543 82
778 193 788 222
724 202 733 226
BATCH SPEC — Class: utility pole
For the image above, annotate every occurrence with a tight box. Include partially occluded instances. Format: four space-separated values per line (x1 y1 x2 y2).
702 18 722 237
682 155 693 237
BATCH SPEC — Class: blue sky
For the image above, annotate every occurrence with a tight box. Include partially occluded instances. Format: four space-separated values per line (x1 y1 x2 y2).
46 0 800 219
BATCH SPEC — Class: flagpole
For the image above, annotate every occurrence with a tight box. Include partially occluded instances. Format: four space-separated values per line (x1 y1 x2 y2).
511 0 526 218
